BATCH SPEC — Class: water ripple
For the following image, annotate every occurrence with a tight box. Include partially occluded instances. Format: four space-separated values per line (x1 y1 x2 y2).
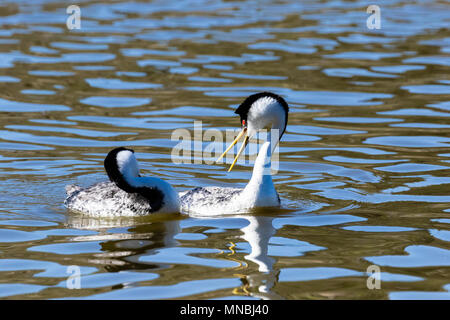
0 0 448 300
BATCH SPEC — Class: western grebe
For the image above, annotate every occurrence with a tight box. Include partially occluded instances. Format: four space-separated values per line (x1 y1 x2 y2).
64 147 180 216
180 92 289 215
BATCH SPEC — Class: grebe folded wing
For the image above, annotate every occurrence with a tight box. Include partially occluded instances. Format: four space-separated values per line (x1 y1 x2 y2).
64 181 161 217
180 186 242 214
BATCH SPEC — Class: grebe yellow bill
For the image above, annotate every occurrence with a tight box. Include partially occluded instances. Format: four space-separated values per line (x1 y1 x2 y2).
64 147 180 217
180 92 289 216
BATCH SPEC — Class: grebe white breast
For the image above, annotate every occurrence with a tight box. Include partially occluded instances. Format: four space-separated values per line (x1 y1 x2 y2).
64 147 180 217
180 92 289 215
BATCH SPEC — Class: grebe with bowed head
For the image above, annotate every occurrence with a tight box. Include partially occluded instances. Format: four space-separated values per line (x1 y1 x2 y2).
64 147 180 216
180 92 289 215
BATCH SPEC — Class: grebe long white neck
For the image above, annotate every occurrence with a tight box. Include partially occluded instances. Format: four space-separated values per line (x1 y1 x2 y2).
241 129 280 207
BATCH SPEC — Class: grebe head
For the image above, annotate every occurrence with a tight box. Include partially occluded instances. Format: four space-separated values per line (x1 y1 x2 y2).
104 147 164 211
235 92 289 139
104 147 140 192
217 92 289 171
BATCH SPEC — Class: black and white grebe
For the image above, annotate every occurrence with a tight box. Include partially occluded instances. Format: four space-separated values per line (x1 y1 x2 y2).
180 92 289 215
64 147 180 216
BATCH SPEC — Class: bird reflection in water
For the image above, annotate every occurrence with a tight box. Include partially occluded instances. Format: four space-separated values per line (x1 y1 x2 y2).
65 212 282 299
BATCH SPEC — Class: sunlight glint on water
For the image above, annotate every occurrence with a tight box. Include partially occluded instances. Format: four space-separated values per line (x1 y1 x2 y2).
0 0 449 300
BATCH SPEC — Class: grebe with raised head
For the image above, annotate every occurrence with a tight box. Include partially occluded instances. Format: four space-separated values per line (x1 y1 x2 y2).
64 147 180 216
180 92 288 215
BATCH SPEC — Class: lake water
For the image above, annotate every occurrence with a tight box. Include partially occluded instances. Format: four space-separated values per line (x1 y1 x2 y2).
0 0 449 300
